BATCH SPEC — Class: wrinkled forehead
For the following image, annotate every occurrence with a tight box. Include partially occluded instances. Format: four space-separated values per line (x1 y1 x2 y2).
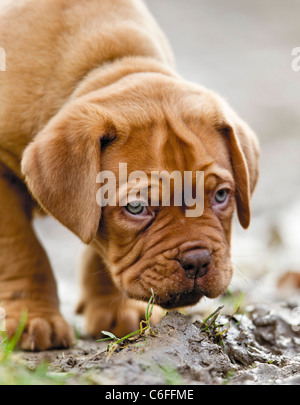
99 116 235 213
94 73 234 175
102 117 232 178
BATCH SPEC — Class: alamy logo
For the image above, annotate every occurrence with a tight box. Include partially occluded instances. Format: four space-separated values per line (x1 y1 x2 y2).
291 47 300 72
96 163 205 217
0 47 5 71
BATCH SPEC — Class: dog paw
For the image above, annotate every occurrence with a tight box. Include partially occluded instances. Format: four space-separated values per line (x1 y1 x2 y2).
79 297 162 338
5 313 74 351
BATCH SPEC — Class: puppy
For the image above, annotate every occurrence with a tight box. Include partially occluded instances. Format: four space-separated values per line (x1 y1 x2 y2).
0 0 259 350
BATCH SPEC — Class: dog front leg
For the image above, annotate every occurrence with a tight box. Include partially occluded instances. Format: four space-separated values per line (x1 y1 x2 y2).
0 167 73 350
77 246 161 338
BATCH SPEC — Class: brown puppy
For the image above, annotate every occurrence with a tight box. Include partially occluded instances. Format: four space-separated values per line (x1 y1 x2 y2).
0 0 259 350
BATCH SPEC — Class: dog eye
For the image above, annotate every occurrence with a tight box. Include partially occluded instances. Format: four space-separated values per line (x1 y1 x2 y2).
214 189 229 204
126 201 146 215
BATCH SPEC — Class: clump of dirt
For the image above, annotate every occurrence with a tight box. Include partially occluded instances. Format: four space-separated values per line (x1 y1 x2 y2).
23 302 300 385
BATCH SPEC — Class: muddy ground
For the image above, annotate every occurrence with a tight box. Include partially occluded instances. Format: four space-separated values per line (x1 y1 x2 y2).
21 302 300 385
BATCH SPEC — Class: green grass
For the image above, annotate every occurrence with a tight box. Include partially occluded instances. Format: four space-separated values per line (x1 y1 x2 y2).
0 357 69 385
97 289 156 358
200 306 231 348
158 364 184 385
0 309 27 362
0 310 72 385
220 289 246 313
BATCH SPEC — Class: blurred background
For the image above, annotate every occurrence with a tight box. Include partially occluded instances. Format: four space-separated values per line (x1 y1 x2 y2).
33 0 300 324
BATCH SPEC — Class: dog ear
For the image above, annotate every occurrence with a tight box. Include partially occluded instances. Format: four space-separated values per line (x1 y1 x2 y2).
21 102 117 243
218 116 259 229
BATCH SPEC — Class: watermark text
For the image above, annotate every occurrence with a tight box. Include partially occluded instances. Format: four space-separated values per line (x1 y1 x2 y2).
291 47 300 72
96 163 204 217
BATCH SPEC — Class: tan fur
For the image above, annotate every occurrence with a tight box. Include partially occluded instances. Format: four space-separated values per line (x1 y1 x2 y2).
0 0 259 348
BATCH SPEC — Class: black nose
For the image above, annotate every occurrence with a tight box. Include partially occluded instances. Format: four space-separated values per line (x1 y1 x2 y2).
180 249 211 279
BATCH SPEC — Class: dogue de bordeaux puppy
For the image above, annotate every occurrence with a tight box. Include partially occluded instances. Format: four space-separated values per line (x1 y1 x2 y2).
0 0 259 350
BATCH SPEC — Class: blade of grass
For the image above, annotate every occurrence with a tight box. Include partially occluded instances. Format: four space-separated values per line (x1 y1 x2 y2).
98 331 118 341
0 309 27 361
145 289 155 322
5 309 27 357
96 291 157 355
202 306 224 325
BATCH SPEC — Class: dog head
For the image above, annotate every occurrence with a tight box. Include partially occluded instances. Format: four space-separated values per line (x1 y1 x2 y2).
22 73 259 308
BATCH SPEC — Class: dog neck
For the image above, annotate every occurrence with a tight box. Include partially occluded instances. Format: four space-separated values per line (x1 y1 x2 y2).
70 56 179 100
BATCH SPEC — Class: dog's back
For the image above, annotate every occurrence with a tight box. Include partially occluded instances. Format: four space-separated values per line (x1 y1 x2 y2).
0 0 173 175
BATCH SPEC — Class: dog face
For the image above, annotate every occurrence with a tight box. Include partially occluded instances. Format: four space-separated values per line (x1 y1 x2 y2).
96 124 235 308
22 74 259 308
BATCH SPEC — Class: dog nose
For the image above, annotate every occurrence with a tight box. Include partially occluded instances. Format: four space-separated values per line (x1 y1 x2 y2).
180 249 211 279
